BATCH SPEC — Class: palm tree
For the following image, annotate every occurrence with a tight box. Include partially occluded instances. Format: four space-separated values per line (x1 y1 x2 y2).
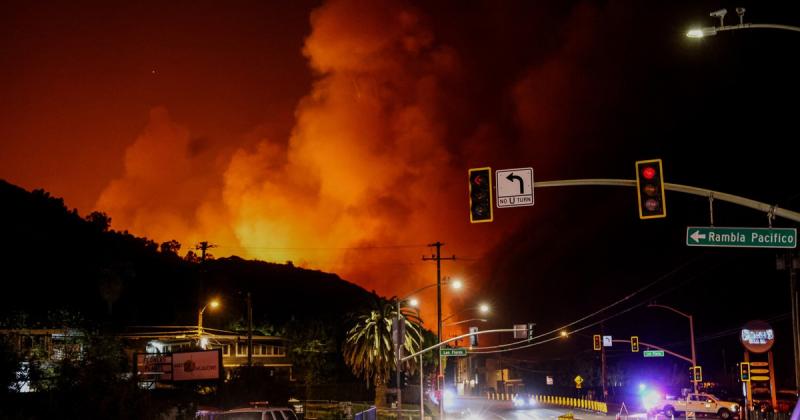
343 295 423 407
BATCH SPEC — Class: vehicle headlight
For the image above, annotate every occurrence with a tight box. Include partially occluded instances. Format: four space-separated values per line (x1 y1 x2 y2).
529 397 536 406
732 405 739 412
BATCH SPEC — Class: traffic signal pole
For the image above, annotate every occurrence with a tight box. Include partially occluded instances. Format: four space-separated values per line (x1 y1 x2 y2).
534 179 800 223
647 305 698 393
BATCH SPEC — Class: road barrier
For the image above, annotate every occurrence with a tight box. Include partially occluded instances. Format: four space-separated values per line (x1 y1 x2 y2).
485 393 608 414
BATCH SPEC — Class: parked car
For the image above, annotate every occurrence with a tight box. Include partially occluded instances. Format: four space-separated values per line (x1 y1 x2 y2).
204 402 299 420
650 393 740 420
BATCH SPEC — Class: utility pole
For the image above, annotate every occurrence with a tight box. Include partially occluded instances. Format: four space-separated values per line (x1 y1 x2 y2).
778 252 800 390
196 241 217 262
600 325 608 401
395 297 403 418
422 241 456 420
247 292 253 368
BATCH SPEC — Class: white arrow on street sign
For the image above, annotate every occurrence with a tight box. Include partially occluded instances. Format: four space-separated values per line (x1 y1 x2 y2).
690 230 707 242
603 336 612 347
496 167 534 208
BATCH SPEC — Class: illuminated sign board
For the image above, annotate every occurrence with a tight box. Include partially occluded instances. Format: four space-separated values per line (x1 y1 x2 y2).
172 350 222 381
135 349 222 382
741 320 775 353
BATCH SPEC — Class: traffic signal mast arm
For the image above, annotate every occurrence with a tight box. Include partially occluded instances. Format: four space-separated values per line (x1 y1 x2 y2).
534 179 800 223
400 328 517 362
611 339 693 364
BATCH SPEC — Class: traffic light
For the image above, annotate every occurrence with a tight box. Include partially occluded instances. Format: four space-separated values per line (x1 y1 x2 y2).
690 366 702 382
469 167 493 223
740 362 751 382
593 335 602 351
401 371 409 387
527 323 535 340
631 336 639 352
635 159 666 219
469 326 479 347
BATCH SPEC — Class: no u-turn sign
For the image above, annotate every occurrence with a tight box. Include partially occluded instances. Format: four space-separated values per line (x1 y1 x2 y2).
496 167 534 208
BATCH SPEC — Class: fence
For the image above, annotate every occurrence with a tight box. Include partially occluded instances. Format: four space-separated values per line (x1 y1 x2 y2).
355 407 377 420
745 411 792 420
486 393 609 414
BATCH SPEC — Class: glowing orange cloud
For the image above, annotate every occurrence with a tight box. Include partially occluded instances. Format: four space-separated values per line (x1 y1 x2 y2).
92 0 513 326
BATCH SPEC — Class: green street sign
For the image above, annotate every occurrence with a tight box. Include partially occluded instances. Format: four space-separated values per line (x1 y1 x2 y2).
440 348 468 357
687 227 797 249
644 350 665 358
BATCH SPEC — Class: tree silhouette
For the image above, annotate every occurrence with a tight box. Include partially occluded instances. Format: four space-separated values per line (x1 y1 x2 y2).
342 295 421 406
159 239 181 255
85 211 111 231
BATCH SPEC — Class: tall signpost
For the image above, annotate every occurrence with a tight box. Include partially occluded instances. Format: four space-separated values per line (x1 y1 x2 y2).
741 321 777 412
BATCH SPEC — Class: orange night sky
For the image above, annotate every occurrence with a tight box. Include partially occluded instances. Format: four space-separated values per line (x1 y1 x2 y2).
0 0 633 324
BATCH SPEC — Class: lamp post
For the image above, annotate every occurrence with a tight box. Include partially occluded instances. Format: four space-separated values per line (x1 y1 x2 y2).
649 304 698 393
686 8 800 38
197 299 220 339
397 278 462 420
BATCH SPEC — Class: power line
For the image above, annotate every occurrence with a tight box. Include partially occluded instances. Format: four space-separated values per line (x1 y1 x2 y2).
470 258 730 355
467 256 711 353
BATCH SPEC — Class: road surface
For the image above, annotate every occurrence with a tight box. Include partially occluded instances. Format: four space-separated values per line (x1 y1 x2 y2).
446 396 647 420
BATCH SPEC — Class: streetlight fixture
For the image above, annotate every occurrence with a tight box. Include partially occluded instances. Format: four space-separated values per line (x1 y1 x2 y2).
686 7 800 38
197 298 220 338
560 330 569 338
443 318 488 327
442 303 490 323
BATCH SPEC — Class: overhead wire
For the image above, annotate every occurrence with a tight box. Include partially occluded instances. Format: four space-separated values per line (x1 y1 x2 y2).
469 256 730 355
466 255 711 352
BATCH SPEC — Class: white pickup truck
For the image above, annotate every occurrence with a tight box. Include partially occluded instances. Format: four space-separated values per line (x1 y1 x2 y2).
651 393 740 419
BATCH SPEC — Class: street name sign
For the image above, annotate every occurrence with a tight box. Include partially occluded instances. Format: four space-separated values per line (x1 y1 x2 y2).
496 167 534 208
441 348 468 357
644 350 665 357
686 227 797 249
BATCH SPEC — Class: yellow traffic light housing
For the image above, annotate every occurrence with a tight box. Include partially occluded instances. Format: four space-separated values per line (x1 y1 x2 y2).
593 335 602 351
635 159 666 219
631 336 639 352
740 362 751 382
469 167 493 223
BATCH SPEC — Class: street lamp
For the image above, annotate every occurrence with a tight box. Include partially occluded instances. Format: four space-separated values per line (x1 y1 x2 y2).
396 279 464 420
197 299 220 338
442 303 491 323
560 330 569 338
686 8 800 38
443 318 487 327
648 303 698 393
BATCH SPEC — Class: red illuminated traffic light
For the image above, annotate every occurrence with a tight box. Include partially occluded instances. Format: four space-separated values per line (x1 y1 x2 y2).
635 159 666 219
593 335 602 351
469 167 493 223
